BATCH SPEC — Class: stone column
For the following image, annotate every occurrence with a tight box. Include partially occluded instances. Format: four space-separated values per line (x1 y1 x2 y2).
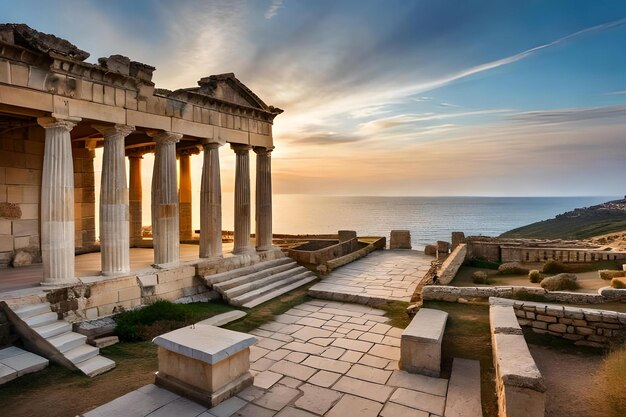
199 142 223 258
231 144 253 255
38 116 80 285
150 131 182 266
95 124 134 276
128 152 143 246
178 152 192 241
254 147 273 251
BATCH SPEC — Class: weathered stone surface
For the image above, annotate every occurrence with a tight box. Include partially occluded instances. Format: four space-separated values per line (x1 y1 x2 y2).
492 333 545 392
253 384 299 411
400 308 447 376
390 230 411 249
444 358 482 417
333 375 394 403
490 305 523 335
387 370 448 397
389 387 446 415
294 383 342 415
326 394 383 417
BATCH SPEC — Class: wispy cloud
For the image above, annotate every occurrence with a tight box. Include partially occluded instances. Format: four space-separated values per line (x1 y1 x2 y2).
509 104 626 125
605 90 626 96
265 0 285 19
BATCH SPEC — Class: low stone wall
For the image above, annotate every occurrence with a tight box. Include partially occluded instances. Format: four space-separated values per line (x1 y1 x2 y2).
491 297 626 348
490 303 546 417
422 285 626 304
437 244 467 285
287 238 361 266
1 248 285 321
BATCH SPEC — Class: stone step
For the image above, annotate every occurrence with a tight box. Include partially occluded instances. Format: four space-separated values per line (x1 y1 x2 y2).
222 265 308 300
47 331 88 353
214 261 298 292
204 257 292 286
64 344 100 365
444 358 483 417
242 274 318 309
12 303 51 319
24 312 58 328
76 355 116 377
33 321 72 339
230 270 314 306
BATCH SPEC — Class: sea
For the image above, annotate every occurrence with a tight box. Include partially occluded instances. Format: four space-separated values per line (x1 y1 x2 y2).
215 195 618 249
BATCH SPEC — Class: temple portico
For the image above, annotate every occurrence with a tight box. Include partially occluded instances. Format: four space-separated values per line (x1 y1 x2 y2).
0 24 283 291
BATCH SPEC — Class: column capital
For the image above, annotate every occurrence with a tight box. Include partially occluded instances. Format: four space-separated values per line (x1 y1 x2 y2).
148 130 182 144
203 141 224 150
231 143 252 155
253 146 274 155
37 115 81 131
127 150 144 159
177 146 202 157
93 124 135 138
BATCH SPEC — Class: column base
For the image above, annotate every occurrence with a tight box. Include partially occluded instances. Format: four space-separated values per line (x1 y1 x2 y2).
101 269 131 277
40 278 79 287
152 261 180 270
232 246 255 256
255 245 276 252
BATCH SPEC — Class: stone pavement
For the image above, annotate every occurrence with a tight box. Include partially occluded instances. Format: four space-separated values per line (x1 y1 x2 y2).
84 300 451 417
309 250 433 304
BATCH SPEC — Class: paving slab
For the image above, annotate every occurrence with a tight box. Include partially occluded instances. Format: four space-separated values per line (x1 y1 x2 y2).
208 396 247 417
387 370 448 397
253 384 300 411
333 375 394 403
444 358 482 417
326 394 384 417
0 351 48 376
390 387 446 415
307 369 342 388
0 363 17 385
254 370 283 389
295 383 343 415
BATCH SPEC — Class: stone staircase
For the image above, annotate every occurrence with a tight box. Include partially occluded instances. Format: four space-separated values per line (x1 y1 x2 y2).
204 258 317 308
11 303 116 377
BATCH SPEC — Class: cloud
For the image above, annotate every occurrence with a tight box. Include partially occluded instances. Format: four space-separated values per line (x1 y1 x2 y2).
265 0 285 19
605 90 626 96
509 104 626 125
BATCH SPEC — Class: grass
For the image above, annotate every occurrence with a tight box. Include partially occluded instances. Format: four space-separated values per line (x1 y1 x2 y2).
114 299 237 341
589 343 626 417
522 328 604 356
423 301 497 417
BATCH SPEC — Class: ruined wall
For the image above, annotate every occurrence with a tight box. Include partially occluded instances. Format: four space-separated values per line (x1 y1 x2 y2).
0 125 44 268
501 246 626 263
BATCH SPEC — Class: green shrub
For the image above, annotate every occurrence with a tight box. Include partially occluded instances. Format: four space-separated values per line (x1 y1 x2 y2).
528 270 543 283
464 257 501 270
611 278 626 289
541 259 569 273
472 271 490 284
599 270 625 280
589 344 626 417
497 262 529 275
540 273 580 291
114 300 232 342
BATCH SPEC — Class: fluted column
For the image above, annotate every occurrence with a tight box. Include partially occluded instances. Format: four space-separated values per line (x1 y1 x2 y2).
128 152 143 246
231 144 253 254
254 147 274 251
38 116 80 285
150 131 182 265
199 142 223 258
178 152 192 241
95 124 134 275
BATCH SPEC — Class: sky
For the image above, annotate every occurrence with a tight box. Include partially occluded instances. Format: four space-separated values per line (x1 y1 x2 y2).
3 0 626 196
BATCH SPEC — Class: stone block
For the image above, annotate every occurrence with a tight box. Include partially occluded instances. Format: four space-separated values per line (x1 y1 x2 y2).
547 323 567 333
0 220 10 235
424 244 437 256
400 308 447 377
0 236 13 252
118 286 141 302
338 230 357 242
18 203 38 220
490 306 522 335
536 314 557 323
137 274 158 287
10 63 29 86
390 230 411 250
153 325 256 407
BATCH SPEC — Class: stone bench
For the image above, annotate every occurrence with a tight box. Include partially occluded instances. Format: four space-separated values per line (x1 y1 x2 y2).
490 305 545 417
400 308 448 377
153 324 256 408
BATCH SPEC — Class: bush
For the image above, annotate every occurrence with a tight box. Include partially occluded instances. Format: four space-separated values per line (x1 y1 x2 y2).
528 270 543 283
541 259 569 274
497 262 529 275
611 278 626 289
589 344 626 417
540 273 580 291
472 271 490 284
599 270 625 280
114 300 232 342
464 257 501 270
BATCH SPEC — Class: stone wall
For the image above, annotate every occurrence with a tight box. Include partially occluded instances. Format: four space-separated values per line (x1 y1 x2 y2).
491 297 626 348
0 125 44 268
422 285 626 304
72 143 96 251
287 238 362 266
437 243 467 284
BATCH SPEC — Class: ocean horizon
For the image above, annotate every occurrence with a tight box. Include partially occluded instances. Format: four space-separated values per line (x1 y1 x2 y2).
211 195 617 249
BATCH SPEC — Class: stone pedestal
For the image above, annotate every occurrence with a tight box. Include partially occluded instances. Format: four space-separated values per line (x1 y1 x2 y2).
178 152 192 241
390 230 412 250
95 124 134 275
152 325 256 408
200 142 223 259
128 153 143 246
150 131 182 266
231 144 253 255
400 308 448 377
254 147 273 251
38 116 80 285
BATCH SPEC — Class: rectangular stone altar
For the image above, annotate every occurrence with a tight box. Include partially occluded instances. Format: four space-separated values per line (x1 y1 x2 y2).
400 307 448 377
152 324 256 407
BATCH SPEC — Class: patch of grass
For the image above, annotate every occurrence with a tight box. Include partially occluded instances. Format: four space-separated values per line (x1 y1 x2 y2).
224 284 315 333
589 344 626 417
543 259 624 274
611 278 626 289
423 301 497 417
378 300 411 329
509 288 550 303
114 300 236 341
